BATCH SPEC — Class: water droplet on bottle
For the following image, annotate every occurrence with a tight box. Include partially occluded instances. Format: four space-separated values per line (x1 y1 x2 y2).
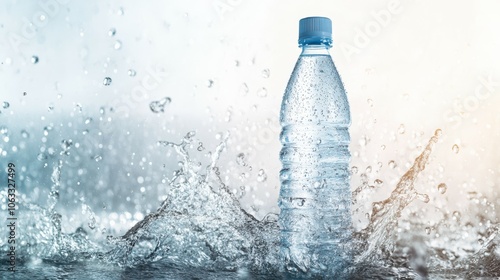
108 28 116 36
127 69 136 77
114 40 122 50
262 68 270 78
257 169 267 182
94 155 102 162
257 87 268 97
149 97 171 113
452 144 459 154
103 77 112 86
207 79 214 88
437 183 447 194
398 124 405 134
31 55 39 64
2 102 9 109
388 160 396 169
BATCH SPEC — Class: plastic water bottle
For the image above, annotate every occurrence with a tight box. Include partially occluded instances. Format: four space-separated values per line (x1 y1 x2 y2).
278 16 352 276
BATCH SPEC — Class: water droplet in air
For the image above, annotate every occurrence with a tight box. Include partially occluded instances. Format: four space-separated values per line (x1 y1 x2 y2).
262 69 270 78
23 92 27 96
197 142 204 151
128 69 136 77
108 28 116 36
367 99 373 107
388 160 396 169
239 83 249 95
398 124 405 134
21 130 29 138
257 87 268 97
374 179 384 186
417 193 430 203
31 55 39 64
103 77 112 86
114 40 122 50
351 166 358 174
149 97 171 113
257 169 267 182
99 107 106 115
117 7 124 15
48 103 55 112
93 155 102 162
85 117 93 124
437 183 447 194
37 153 47 161
2 102 9 109
452 144 459 154
425 227 431 235
207 79 214 88
236 153 247 166
365 166 372 173
434 129 442 137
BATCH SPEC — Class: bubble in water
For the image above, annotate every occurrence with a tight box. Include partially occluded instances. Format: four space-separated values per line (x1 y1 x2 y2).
257 87 268 97
108 28 116 36
149 97 172 113
437 183 447 194
128 69 136 77
257 169 267 182
261 69 270 78
236 153 247 166
31 55 39 64
388 160 397 169
103 77 112 86
207 79 214 88
114 40 122 50
398 124 405 134
452 144 459 154
2 102 9 109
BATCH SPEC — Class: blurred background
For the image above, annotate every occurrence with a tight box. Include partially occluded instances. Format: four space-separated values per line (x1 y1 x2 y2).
0 0 499 235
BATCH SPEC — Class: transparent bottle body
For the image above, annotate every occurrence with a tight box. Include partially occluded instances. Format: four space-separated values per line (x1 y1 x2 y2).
278 44 352 274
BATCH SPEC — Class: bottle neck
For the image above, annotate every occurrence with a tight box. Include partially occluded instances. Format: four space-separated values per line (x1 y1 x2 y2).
300 44 331 56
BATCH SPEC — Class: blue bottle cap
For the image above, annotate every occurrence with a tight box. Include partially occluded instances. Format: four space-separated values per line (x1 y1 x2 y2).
298 16 332 46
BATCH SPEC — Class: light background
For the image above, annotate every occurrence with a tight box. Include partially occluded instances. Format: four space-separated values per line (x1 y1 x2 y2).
0 0 499 233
